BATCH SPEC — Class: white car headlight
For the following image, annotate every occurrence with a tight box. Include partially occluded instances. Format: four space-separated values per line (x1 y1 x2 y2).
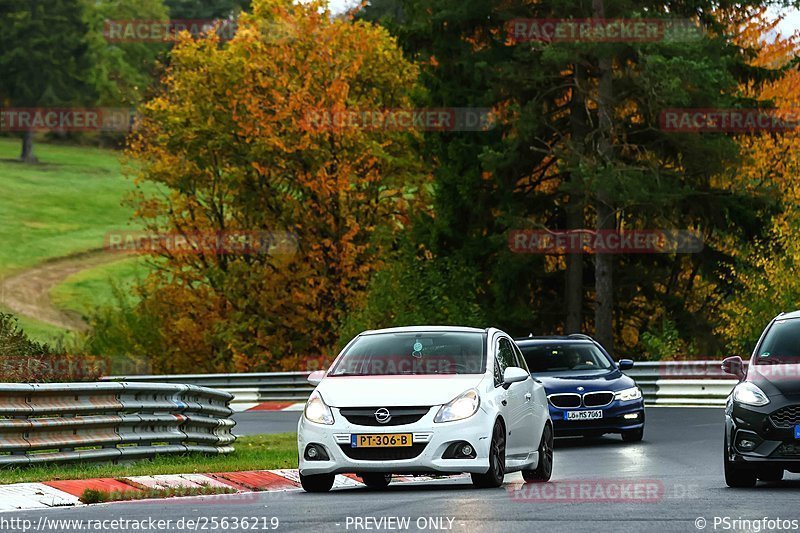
434 389 480 423
614 386 642 402
304 391 334 425
732 382 770 407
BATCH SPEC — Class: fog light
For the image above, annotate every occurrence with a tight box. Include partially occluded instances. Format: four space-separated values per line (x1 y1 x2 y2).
442 441 477 459
304 444 330 461
623 413 639 420
738 439 757 451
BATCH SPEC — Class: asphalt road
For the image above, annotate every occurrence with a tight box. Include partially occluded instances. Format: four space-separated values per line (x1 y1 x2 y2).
232 411 300 436
9 408 800 533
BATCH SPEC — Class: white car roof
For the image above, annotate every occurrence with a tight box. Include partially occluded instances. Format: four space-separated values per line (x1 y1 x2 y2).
360 325 487 336
776 310 800 320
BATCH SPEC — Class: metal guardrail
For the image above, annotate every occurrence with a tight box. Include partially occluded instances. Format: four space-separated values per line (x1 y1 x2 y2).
104 372 315 407
0 383 236 466
106 361 739 408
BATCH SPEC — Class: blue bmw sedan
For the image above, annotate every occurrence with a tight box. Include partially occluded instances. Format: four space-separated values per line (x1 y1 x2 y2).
515 334 645 441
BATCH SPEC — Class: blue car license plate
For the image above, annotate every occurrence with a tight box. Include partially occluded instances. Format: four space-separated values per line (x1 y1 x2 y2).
795 425 800 439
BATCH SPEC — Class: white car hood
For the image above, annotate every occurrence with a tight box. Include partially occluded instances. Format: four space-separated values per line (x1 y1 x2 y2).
316 375 487 407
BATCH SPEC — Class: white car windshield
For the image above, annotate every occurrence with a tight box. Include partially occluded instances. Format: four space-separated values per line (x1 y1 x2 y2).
330 331 487 376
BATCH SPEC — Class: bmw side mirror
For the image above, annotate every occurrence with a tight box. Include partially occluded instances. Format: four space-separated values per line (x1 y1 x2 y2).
722 356 746 381
617 359 634 371
308 370 326 386
502 367 529 389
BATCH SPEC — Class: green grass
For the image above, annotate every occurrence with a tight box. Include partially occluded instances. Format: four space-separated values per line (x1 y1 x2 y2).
0 137 156 343
0 138 141 277
0 433 298 485
50 256 151 318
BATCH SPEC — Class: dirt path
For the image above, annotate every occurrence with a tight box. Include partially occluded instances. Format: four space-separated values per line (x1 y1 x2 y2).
0 250 122 332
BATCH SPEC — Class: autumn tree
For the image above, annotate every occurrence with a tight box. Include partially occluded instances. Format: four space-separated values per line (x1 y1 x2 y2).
717 10 800 354
109 0 426 372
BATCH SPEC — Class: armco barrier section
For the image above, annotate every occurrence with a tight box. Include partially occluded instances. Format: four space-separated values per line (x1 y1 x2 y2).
106 361 739 408
0 383 235 466
104 372 315 409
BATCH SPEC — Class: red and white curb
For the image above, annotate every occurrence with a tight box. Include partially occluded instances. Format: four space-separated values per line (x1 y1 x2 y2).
231 401 306 412
0 471 471 513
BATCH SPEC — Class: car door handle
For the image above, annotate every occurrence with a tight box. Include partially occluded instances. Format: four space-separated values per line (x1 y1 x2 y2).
525 393 532 402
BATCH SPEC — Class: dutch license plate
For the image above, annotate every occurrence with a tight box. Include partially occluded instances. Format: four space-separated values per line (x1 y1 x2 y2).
351 434 413 448
564 410 603 421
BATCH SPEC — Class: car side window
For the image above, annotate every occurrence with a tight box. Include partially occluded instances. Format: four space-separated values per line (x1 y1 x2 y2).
497 338 516 371
512 342 530 373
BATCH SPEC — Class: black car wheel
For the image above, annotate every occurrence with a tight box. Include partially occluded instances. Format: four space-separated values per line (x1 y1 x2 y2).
360 473 392 489
523 422 553 482
621 428 644 442
471 421 506 488
724 433 757 488
300 473 335 493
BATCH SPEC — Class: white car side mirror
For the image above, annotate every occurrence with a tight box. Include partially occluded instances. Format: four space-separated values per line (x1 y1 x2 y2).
502 366 529 389
308 370 326 386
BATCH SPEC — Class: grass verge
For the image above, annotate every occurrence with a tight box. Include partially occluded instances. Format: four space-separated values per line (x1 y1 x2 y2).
0 433 297 485
80 485 238 504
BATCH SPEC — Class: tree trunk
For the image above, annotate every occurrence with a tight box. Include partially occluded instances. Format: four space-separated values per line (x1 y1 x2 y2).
592 0 614 352
20 130 38 164
565 62 588 334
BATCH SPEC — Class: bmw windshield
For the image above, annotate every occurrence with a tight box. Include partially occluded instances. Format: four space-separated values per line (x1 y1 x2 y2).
519 343 614 374
329 331 487 376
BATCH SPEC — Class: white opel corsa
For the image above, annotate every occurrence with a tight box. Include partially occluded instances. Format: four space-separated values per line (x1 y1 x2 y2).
297 326 553 492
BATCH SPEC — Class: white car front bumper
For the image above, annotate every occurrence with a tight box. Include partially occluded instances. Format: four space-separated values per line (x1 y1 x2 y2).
298 406 495 476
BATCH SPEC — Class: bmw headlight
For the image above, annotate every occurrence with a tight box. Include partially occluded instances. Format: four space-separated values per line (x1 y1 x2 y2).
304 391 334 425
434 389 480 423
614 386 642 402
732 382 770 407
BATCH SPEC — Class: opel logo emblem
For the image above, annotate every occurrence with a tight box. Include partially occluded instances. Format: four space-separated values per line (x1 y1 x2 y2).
374 408 391 424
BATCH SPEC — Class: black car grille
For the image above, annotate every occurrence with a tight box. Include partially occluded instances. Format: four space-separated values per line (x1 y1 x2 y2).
583 392 614 407
549 394 581 409
769 405 800 429
338 407 431 427
773 443 800 457
338 443 427 461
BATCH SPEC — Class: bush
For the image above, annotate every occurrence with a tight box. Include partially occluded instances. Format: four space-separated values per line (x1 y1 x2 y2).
0 313 77 382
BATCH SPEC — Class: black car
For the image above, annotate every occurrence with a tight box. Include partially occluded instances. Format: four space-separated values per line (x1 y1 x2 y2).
723 311 800 487
515 334 645 441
